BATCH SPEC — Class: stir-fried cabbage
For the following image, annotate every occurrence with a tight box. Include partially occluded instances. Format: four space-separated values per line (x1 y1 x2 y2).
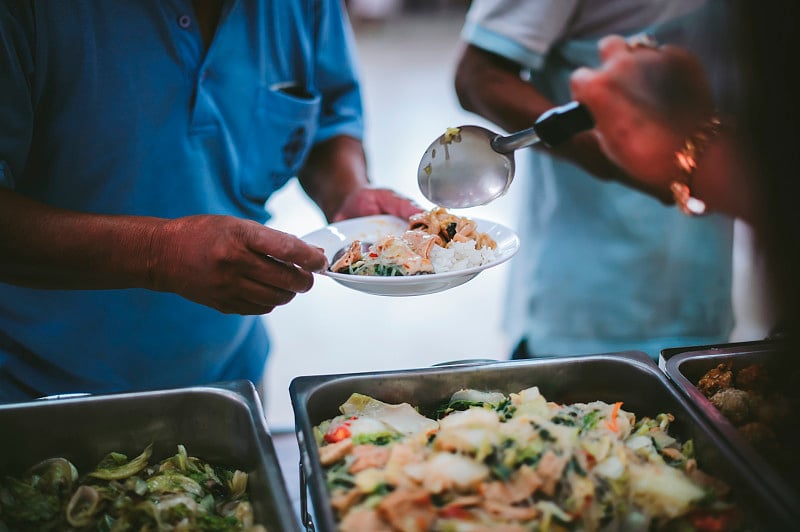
315 387 741 531
0 444 266 531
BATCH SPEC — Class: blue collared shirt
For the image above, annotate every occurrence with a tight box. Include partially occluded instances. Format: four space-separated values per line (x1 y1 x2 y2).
0 0 363 400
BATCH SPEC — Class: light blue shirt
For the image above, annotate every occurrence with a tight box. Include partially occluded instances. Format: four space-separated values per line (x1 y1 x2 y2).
463 0 734 358
0 0 363 400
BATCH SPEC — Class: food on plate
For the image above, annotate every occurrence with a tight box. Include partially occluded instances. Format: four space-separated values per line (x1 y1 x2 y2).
695 361 800 485
314 388 738 531
0 444 265 531
330 207 497 276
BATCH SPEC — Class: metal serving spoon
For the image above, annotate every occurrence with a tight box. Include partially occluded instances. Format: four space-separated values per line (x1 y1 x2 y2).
417 101 594 208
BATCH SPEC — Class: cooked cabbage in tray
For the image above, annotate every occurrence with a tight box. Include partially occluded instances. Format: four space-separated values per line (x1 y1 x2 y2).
0 444 266 531
314 388 740 531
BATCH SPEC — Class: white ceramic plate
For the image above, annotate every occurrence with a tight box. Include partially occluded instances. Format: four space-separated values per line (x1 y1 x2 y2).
301 215 520 296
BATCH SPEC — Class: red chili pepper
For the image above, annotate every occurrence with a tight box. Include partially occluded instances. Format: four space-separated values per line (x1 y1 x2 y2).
689 510 739 532
692 516 724 532
324 420 354 443
439 506 472 520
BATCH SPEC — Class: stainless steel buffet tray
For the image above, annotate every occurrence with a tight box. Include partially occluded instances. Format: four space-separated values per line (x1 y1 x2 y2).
662 341 799 522
290 351 792 531
0 380 302 532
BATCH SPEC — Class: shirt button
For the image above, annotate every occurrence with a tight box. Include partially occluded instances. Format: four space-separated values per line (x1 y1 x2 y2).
178 14 191 29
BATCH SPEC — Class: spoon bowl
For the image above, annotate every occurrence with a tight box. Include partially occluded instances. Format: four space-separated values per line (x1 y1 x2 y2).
417 101 594 208
417 125 514 209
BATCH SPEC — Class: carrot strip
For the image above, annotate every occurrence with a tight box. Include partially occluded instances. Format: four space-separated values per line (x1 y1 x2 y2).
606 401 624 432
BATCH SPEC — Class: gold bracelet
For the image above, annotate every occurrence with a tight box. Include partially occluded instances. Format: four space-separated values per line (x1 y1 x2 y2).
670 114 721 216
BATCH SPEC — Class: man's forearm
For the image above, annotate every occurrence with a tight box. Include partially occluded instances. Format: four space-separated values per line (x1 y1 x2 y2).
0 187 162 289
455 45 553 133
297 135 369 222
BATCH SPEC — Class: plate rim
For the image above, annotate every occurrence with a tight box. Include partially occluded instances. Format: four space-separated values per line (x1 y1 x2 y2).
302 214 520 285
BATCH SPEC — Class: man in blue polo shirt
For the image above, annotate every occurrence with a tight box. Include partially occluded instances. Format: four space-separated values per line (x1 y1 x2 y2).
0 1 420 401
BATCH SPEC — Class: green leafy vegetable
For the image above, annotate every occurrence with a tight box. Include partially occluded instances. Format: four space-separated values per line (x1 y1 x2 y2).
0 446 264 531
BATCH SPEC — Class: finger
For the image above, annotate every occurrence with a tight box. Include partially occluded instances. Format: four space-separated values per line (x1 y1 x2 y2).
597 35 629 62
308 245 329 272
212 275 298 315
569 66 599 101
246 254 316 294
246 225 328 273
239 274 299 307
332 187 423 222
623 33 660 51
375 189 424 220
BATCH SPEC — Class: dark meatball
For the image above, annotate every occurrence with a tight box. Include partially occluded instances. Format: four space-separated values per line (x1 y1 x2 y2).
750 393 793 425
738 421 778 455
710 388 753 425
735 363 769 393
698 363 733 398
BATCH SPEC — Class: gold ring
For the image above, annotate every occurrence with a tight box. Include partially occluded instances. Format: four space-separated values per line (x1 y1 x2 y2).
625 33 660 50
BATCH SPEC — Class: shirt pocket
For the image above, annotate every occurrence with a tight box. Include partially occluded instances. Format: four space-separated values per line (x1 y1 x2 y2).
240 84 320 203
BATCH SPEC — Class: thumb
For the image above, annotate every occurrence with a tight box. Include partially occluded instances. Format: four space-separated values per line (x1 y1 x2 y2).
569 66 596 101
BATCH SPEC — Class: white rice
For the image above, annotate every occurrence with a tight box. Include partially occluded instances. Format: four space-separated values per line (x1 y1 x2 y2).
429 241 496 273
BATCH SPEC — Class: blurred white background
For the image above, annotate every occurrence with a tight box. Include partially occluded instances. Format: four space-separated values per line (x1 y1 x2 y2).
262 3 526 430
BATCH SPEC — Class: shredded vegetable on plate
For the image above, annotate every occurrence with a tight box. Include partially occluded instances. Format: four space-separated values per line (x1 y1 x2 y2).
330 207 497 277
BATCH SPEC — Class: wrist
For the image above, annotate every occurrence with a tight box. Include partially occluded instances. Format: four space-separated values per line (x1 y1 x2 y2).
144 219 172 292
